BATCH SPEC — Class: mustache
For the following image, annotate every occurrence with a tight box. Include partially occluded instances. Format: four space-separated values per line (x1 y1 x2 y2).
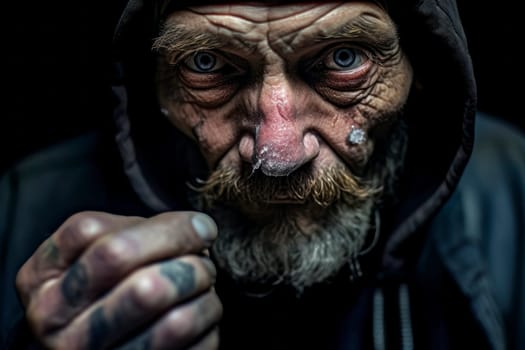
192 164 382 209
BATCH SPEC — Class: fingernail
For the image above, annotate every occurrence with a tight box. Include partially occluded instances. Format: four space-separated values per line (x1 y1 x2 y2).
191 214 218 243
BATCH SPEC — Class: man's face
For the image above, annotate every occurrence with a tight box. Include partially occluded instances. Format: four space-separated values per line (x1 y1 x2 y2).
155 2 413 291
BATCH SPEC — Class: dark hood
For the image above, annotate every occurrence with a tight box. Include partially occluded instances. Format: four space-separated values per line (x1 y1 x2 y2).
110 0 476 274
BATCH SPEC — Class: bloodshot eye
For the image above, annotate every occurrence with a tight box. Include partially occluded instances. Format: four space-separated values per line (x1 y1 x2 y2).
184 51 226 73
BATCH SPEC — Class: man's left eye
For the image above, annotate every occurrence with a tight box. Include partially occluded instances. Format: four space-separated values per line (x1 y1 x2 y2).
323 47 365 70
184 51 226 73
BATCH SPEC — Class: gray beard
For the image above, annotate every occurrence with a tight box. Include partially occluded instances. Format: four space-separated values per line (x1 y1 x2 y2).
210 198 375 293
196 121 407 293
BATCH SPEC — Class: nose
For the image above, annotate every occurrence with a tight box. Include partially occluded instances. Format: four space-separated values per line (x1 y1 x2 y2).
240 80 320 177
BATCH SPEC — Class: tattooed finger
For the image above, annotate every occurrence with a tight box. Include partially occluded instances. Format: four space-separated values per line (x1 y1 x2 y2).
17 212 142 305
115 293 222 350
47 255 217 349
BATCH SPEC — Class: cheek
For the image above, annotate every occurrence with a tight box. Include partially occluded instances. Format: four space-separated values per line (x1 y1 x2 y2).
193 116 240 166
352 57 413 128
158 79 243 167
164 99 245 168
314 57 413 169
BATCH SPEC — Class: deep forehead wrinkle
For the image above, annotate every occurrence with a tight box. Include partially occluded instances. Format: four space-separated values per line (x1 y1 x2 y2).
154 7 397 57
268 10 396 52
188 3 335 23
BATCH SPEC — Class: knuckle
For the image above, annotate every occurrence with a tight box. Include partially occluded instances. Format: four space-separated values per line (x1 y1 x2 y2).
128 272 170 310
62 211 107 242
164 307 196 340
89 237 132 272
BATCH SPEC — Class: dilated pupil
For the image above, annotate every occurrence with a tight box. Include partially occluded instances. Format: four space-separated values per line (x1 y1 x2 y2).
333 48 356 67
194 52 216 71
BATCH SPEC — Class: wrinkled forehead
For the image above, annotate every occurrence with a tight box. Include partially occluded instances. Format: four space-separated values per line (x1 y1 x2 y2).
156 1 393 44
156 0 387 22
154 2 396 57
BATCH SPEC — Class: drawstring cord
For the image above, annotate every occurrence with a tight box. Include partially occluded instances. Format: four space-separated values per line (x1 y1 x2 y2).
372 284 414 350
399 284 414 350
373 288 386 350
349 210 381 281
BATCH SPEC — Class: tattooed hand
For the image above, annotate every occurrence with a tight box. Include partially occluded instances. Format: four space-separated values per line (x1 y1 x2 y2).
16 211 222 349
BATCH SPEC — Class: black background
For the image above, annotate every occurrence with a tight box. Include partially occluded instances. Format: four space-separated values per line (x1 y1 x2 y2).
1 1 522 174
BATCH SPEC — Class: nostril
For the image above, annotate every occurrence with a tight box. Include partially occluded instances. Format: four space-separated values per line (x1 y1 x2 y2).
303 132 320 162
254 132 320 177
238 134 255 163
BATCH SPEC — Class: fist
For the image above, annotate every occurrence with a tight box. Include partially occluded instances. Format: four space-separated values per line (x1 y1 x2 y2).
16 211 222 349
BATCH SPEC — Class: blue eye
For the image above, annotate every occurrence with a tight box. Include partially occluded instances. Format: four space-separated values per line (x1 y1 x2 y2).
194 52 216 71
321 47 365 71
333 48 357 67
184 51 226 73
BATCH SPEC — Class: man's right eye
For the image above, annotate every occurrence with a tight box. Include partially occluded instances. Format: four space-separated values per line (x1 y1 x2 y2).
184 51 226 73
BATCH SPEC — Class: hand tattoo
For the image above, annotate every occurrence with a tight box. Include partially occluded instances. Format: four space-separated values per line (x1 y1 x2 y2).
61 262 88 306
159 260 196 299
88 306 111 350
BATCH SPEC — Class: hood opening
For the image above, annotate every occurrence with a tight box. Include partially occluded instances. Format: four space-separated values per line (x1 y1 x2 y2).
111 0 476 275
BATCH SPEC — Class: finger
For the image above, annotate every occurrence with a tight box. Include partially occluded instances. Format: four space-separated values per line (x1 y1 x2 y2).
23 211 217 337
57 212 216 309
185 328 220 350
114 294 222 350
16 212 143 305
31 255 217 344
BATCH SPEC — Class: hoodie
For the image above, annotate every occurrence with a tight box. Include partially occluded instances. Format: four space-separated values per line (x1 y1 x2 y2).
1 0 524 349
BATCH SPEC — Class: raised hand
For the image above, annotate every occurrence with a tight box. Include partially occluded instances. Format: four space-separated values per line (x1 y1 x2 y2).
16 211 222 349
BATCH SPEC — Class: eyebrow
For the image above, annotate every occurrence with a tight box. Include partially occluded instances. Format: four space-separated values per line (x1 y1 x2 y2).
152 13 399 57
315 13 399 53
152 24 257 57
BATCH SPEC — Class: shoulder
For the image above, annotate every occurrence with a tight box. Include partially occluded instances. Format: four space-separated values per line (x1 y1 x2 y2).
430 113 525 349
466 113 525 182
457 113 525 242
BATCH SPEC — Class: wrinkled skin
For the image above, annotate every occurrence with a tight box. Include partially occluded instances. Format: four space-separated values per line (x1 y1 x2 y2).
16 2 412 349
156 2 412 177
156 3 413 290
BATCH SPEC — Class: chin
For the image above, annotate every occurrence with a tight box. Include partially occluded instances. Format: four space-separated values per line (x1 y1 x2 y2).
209 193 375 294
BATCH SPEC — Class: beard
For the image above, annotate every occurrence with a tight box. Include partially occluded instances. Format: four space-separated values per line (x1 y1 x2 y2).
192 121 407 293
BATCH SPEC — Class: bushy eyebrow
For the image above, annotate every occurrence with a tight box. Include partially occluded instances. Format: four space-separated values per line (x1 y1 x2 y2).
152 24 257 56
152 13 399 57
314 13 399 53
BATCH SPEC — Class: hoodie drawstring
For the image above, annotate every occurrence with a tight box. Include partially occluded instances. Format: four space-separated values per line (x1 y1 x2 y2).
398 284 414 350
372 284 414 350
373 288 386 350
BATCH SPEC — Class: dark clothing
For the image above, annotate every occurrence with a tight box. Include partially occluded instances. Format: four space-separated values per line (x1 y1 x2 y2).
2 0 525 348
1 115 524 349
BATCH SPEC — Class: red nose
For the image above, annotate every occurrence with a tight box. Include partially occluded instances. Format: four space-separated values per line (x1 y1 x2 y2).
243 81 320 177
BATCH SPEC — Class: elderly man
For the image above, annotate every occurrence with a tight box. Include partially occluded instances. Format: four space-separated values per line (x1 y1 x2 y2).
2 1 524 349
